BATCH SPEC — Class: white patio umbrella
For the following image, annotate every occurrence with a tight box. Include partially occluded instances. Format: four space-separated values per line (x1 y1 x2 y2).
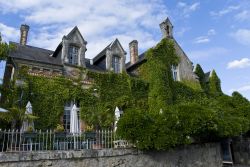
70 104 79 134
0 107 8 113
21 101 34 132
114 107 122 132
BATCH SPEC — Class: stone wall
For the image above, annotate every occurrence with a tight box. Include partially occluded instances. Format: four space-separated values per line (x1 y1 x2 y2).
0 143 222 167
232 138 250 165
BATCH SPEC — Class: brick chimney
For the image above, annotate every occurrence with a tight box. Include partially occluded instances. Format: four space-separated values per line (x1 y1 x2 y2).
20 24 29 45
129 40 138 65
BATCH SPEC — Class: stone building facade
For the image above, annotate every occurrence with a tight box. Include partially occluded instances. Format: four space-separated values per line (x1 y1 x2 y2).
126 18 198 82
2 17 199 131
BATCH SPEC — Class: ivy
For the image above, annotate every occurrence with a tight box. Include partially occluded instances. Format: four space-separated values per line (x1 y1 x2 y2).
1 37 250 151
194 64 209 93
139 39 179 112
209 70 222 96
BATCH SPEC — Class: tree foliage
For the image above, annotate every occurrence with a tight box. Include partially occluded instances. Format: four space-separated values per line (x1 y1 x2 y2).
1 37 250 151
209 70 222 96
139 39 179 112
117 38 250 150
194 64 209 93
0 34 14 61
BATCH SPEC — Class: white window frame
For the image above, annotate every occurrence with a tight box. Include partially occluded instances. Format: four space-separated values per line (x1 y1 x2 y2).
112 55 121 73
171 65 179 81
63 101 80 132
68 46 79 65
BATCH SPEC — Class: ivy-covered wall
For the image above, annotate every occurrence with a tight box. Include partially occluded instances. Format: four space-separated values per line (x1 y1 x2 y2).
117 38 250 150
1 38 250 151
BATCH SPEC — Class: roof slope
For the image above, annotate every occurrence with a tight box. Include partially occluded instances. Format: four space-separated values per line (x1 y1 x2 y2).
93 39 126 64
126 38 194 71
9 42 62 66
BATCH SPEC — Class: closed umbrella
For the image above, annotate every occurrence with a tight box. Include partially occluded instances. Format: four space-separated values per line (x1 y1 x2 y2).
70 104 79 134
0 107 8 113
114 107 122 132
21 101 34 132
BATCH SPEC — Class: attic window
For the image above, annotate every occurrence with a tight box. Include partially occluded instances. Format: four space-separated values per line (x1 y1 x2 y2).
68 46 79 65
112 55 120 73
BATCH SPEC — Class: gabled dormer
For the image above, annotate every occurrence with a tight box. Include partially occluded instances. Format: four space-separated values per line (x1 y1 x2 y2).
93 39 127 73
52 26 87 67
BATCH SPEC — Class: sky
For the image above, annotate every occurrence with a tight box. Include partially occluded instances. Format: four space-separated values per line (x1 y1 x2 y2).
0 0 250 100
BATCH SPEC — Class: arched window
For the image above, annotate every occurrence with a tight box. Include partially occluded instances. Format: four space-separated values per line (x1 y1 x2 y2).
68 46 79 65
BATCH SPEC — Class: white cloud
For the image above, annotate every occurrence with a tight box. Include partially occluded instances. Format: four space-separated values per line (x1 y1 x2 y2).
193 29 216 44
230 29 250 45
193 36 210 44
188 47 228 60
0 23 19 42
207 29 216 36
176 27 190 37
0 0 169 59
210 5 240 17
235 10 250 21
227 58 250 69
177 2 200 18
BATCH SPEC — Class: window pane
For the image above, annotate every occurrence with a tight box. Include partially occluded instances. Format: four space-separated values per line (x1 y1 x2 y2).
112 55 120 73
68 46 79 65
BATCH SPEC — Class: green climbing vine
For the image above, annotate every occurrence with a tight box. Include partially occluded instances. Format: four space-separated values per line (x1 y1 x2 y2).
117 38 250 150
1 38 250 151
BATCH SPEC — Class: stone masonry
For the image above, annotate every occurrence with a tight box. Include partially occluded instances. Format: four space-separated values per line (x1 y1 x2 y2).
0 143 222 167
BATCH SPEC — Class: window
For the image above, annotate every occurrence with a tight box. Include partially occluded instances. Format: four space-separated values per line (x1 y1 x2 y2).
63 110 71 132
112 55 121 73
171 65 179 81
166 25 170 36
63 101 80 132
68 46 79 65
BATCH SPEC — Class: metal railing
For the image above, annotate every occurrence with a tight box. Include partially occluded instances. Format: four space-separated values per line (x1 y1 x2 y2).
0 129 118 152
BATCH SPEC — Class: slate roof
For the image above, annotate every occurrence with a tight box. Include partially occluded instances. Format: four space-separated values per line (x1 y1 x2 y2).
9 42 106 72
126 52 146 71
93 41 112 64
126 38 193 72
9 42 62 66
93 39 126 64
85 58 106 72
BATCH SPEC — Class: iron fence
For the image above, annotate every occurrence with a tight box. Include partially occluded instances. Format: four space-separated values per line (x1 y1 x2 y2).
0 129 120 152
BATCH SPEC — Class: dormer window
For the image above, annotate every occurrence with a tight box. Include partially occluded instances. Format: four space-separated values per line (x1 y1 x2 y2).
112 55 120 73
172 65 179 81
68 46 79 65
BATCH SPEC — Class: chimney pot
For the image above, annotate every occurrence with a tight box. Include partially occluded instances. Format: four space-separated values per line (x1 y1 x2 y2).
20 24 29 45
129 40 138 65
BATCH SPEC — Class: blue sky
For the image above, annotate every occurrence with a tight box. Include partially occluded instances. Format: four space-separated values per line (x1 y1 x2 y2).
0 0 250 99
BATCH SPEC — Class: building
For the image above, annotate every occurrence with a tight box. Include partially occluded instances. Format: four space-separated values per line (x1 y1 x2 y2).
2 18 199 131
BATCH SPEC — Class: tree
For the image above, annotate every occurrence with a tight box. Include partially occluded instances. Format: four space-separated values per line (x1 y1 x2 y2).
209 70 222 96
0 33 13 61
0 106 38 129
232 91 250 106
194 64 209 93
